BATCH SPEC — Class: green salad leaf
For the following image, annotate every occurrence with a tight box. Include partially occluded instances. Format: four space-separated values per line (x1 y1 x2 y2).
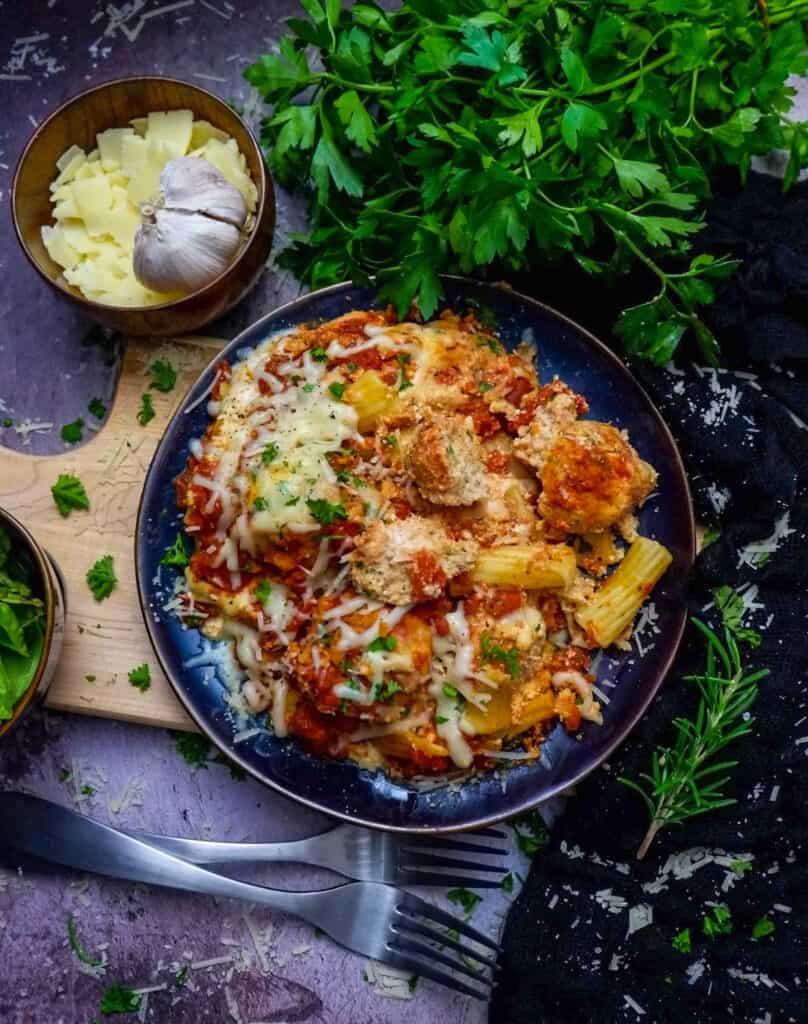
0 526 45 720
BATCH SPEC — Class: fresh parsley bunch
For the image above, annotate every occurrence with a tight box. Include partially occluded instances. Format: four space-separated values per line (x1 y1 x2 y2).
246 0 808 364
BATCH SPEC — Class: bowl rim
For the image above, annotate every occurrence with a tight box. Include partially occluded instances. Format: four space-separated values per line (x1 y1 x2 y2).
0 508 59 738
10 74 272 315
135 276 696 832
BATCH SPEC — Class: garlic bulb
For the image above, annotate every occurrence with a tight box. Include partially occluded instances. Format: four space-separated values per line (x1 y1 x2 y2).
133 158 247 295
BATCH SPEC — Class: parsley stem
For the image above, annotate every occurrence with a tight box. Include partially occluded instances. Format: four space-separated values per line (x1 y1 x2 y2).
319 73 395 94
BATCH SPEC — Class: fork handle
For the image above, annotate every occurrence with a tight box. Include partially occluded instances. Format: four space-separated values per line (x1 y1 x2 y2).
0 792 340 926
123 823 351 871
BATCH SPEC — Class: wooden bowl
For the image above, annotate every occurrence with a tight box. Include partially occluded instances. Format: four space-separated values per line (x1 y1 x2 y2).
11 76 275 337
0 508 66 739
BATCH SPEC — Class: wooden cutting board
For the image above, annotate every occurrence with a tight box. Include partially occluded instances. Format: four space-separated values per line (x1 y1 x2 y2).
0 335 227 732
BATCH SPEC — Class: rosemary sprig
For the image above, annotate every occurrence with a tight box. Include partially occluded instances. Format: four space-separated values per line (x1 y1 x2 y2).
621 619 768 860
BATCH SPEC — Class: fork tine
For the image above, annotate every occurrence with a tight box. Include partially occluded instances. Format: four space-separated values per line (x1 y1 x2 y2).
390 934 491 985
402 895 502 953
393 910 498 968
401 851 505 874
397 869 505 889
468 827 508 839
404 836 508 856
386 950 491 1001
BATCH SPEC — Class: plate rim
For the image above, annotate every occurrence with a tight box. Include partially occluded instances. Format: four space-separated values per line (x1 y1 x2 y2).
135 276 696 833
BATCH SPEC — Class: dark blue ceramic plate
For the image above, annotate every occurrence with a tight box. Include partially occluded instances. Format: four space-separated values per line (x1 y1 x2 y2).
136 278 694 832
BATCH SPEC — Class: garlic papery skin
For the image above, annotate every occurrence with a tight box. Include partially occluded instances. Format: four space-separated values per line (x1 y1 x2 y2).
133 206 241 294
160 157 247 228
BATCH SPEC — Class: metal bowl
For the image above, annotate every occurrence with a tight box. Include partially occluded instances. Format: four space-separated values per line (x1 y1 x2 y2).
0 509 66 739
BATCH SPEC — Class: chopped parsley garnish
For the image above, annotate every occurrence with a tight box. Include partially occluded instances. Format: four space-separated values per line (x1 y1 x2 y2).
137 393 155 426
68 912 104 968
478 381 494 394
713 585 762 647
703 526 721 548
476 335 502 354
397 352 413 391
254 580 272 604
2 418 11 428
447 887 482 916
149 358 177 392
347 361 358 371
480 633 521 679
253 496 269 511
302 382 315 392
435 715 448 724
100 983 141 1015
751 916 775 940
175 966 188 987
373 679 403 703
730 859 753 875
262 442 280 465
52 473 89 517
501 872 514 894
383 434 398 447
442 683 458 699
368 635 397 653
329 381 346 400
81 785 95 797
61 417 84 444
510 810 548 857
286 497 300 506
408 975 419 993
307 498 348 525
86 555 117 602
311 346 328 361
173 731 211 768
702 905 732 939
86 675 96 682
59 768 71 783
671 928 691 953
88 397 107 419
160 533 189 568
128 664 151 692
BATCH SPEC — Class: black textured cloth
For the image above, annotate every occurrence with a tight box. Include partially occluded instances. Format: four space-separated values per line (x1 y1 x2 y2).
492 173 808 1024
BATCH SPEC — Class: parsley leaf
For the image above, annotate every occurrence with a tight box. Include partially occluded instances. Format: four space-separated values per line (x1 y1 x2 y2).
128 664 151 692
137 393 155 426
160 533 189 569
86 555 116 602
149 359 177 393
368 635 396 653
100 983 141 1015
751 916 775 940
373 679 403 702
671 928 691 954
501 872 514 894
173 731 211 768
702 905 732 939
329 381 346 400
447 887 482 916
254 580 272 604
307 498 348 525
60 418 84 444
253 496 269 511
262 442 280 465
88 398 107 420
51 473 89 517
480 633 521 679
510 809 548 857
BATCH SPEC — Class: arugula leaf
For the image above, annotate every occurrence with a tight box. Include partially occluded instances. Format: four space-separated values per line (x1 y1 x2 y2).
160 533 189 569
51 473 89 518
60 418 84 444
86 555 117 602
128 664 151 692
149 359 177 393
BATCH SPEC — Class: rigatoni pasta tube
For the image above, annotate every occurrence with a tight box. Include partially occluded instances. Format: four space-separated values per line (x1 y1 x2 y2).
471 543 577 590
343 370 398 433
575 536 673 647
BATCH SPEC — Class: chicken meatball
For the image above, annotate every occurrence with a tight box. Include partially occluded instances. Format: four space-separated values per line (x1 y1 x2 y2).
538 421 656 534
512 382 583 472
404 414 487 506
350 515 479 605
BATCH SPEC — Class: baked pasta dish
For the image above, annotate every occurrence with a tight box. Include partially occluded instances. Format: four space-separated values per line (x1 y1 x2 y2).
174 308 672 776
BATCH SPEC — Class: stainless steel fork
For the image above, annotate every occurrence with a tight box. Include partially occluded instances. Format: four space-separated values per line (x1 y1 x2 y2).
123 821 509 888
0 792 501 999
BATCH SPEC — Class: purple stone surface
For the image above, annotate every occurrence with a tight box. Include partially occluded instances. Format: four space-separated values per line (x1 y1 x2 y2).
0 5 523 1022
